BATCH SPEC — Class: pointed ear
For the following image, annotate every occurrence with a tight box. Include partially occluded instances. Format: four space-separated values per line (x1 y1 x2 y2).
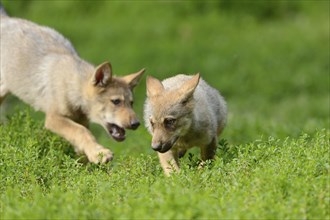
178 73 200 101
146 75 165 97
92 62 112 87
121 68 145 89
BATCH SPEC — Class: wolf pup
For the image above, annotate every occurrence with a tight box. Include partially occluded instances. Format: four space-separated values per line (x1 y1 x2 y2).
0 7 144 163
144 74 227 175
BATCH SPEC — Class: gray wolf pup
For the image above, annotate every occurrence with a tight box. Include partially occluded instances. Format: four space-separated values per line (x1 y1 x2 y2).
0 7 144 163
144 74 227 175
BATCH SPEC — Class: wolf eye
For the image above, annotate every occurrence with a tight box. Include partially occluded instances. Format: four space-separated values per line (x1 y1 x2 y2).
164 118 176 129
130 101 134 107
111 99 121 105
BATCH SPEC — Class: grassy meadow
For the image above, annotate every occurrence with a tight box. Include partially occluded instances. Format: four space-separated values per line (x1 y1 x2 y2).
1 1 329 219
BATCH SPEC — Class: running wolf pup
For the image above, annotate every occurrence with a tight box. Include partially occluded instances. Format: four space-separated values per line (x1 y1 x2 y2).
0 7 145 163
144 74 227 175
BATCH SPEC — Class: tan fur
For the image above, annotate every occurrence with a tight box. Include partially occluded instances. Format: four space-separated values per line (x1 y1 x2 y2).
144 74 227 176
0 8 144 163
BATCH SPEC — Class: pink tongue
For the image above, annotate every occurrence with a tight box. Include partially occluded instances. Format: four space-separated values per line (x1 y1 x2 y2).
109 124 125 141
112 127 122 137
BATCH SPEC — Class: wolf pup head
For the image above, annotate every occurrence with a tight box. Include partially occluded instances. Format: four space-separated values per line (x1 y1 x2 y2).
87 62 145 142
145 74 200 153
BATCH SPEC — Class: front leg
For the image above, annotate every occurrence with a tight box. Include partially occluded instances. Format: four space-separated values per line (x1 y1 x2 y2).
45 113 113 164
201 137 217 161
158 150 180 176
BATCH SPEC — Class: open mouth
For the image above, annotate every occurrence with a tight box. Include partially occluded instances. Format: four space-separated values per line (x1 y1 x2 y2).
107 123 126 142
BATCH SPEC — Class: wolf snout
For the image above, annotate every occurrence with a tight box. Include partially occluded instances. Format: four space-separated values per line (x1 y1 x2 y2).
152 142 162 151
129 120 140 130
151 142 172 153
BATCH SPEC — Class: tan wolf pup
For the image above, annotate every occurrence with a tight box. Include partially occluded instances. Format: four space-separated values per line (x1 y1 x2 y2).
144 74 227 175
0 7 144 163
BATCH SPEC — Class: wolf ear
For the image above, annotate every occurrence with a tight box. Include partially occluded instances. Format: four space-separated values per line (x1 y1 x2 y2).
146 76 165 97
178 73 200 102
121 68 145 89
92 62 112 87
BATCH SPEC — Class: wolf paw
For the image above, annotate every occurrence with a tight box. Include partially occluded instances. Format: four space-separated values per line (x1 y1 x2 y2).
86 146 114 164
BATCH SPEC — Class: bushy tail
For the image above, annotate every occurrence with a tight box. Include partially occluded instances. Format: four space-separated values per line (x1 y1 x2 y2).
0 2 8 17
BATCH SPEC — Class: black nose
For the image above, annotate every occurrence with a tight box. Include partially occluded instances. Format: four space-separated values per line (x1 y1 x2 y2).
152 143 162 151
130 121 140 130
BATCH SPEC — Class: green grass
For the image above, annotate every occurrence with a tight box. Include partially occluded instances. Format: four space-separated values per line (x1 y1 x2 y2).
1 1 329 219
1 111 329 219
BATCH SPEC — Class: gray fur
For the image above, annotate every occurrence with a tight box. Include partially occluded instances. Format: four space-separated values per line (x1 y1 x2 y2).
144 74 227 175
